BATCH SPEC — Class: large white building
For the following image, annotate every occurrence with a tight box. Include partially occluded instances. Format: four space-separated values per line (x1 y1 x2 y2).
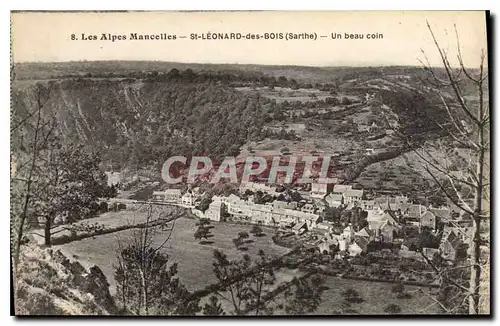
105 171 121 187
344 189 364 204
202 194 320 229
181 192 195 207
205 196 225 222
152 189 182 203
325 194 343 208
310 183 329 198
331 184 363 204
333 184 353 194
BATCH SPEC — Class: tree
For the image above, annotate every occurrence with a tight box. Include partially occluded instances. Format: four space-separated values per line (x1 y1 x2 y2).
341 97 352 106
322 207 342 223
196 197 212 212
391 283 405 294
283 275 326 315
196 218 211 227
232 237 243 250
114 204 197 315
384 304 402 314
233 231 250 250
342 288 364 304
280 147 291 155
202 296 225 316
30 143 116 245
253 190 274 204
403 22 490 314
211 249 276 315
250 225 264 237
418 228 440 249
194 224 213 244
238 231 250 241
11 83 56 264
433 260 470 314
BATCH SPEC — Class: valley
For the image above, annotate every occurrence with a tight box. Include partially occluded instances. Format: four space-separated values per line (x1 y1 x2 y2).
11 61 487 316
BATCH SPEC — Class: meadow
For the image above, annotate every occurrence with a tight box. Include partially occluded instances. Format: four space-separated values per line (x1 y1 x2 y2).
313 276 441 315
58 214 290 293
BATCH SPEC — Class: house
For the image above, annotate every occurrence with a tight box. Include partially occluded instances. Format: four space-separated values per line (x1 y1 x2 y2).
222 194 253 217
312 222 333 236
400 238 419 252
406 204 426 220
181 192 195 207
105 171 121 187
429 207 452 223
348 236 369 256
383 211 399 226
164 189 182 203
272 200 298 210
314 202 327 214
292 222 307 235
152 191 166 201
395 195 409 204
379 220 398 243
344 189 364 204
251 204 274 226
374 196 408 211
205 198 225 222
367 206 386 222
338 237 348 252
444 225 473 243
439 230 462 261
420 211 437 230
333 184 353 195
355 227 375 241
284 209 320 229
325 194 343 208
368 209 398 243
317 232 339 253
342 224 356 243
399 238 420 258
360 200 375 210
367 209 399 230
310 183 331 198
317 240 332 254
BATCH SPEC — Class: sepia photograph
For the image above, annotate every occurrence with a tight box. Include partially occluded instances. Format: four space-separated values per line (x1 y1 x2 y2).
9 11 491 316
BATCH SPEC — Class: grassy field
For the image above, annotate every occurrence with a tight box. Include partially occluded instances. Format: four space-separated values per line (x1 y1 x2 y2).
313 276 441 315
58 215 290 293
30 205 180 245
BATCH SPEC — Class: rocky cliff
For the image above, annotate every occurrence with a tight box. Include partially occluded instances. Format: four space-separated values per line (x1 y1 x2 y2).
13 244 117 315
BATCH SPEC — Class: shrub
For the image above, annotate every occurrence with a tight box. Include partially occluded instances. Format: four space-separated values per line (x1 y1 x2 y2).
391 283 405 293
384 304 402 314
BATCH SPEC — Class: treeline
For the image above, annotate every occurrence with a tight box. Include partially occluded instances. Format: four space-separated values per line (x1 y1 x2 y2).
15 65 341 93
129 69 339 91
376 89 448 142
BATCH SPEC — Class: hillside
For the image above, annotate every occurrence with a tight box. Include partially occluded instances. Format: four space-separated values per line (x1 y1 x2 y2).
11 63 457 191
13 61 435 83
12 75 276 170
13 244 117 315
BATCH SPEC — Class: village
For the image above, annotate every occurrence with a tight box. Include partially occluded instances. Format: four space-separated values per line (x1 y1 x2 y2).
145 178 473 272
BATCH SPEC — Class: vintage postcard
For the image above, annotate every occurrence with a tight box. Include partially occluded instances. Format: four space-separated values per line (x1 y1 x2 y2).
10 11 490 316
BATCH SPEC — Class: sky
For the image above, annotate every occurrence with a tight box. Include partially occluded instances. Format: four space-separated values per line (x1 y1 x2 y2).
11 11 488 67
